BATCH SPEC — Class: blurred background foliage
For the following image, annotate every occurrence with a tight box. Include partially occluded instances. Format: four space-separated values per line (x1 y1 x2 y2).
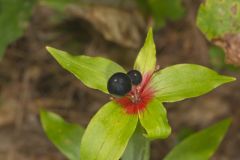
0 0 186 57
137 0 184 27
0 0 37 57
1 0 239 68
197 0 240 66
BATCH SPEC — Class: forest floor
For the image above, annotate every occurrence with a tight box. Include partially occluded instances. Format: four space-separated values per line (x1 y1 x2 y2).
0 0 239 159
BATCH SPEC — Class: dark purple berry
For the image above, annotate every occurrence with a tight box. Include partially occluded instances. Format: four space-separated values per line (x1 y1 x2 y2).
127 70 142 85
107 72 132 96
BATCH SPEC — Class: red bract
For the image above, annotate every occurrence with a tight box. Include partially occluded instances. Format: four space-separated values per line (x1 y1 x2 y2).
116 72 155 114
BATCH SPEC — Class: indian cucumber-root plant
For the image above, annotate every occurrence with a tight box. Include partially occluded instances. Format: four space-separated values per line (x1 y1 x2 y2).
41 28 235 160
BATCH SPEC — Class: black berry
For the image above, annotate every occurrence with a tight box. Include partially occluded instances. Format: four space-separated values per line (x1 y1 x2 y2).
107 72 132 96
127 70 142 85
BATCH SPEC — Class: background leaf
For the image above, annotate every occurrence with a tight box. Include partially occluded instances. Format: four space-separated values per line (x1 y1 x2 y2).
151 64 235 102
134 28 156 74
40 0 79 12
0 0 36 57
164 118 232 160
47 47 125 94
139 99 171 139
40 109 84 160
197 0 240 66
137 0 184 27
80 102 138 160
197 0 240 40
208 45 239 71
209 45 226 70
175 128 195 143
122 125 150 160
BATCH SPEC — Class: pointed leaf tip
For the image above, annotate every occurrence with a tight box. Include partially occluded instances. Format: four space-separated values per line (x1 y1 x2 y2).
151 64 236 103
46 47 125 94
224 76 236 82
46 46 64 58
164 118 232 160
40 109 84 160
45 46 52 52
134 27 156 74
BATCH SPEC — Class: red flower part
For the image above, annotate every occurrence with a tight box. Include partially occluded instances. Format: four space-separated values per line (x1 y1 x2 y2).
115 72 156 114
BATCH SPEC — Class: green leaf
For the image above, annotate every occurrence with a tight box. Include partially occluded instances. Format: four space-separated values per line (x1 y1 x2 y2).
149 0 185 27
139 98 171 139
137 0 185 27
40 109 84 160
134 28 156 74
176 128 195 143
40 0 78 12
209 45 240 71
46 47 125 94
164 118 232 160
209 45 226 70
197 0 240 40
40 0 83 12
122 125 150 160
80 102 138 160
151 64 235 102
0 0 36 57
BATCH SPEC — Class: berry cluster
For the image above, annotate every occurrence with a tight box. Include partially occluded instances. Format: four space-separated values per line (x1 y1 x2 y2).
107 70 142 96
107 70 154 114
